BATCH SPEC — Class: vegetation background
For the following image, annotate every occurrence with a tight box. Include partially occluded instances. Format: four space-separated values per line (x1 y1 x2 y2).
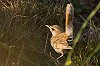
0 0 100 66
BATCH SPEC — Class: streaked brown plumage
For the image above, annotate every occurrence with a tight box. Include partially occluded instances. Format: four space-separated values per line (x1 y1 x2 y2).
45 25 72 59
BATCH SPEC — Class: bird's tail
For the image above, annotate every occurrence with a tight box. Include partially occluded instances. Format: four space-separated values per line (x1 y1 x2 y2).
65 3 74 38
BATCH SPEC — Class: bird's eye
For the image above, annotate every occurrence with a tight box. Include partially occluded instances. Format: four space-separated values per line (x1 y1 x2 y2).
52 28 55 30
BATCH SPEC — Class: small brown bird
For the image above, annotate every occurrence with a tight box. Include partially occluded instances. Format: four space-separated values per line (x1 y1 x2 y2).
45 3 74 59
45 25 72 59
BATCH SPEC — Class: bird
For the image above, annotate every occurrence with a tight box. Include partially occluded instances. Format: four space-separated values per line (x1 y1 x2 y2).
45 25 73 59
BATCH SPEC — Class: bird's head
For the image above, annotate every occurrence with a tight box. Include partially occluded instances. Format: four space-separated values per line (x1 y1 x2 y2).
45 25 64 36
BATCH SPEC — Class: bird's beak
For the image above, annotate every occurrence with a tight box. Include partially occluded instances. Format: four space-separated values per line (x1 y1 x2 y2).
45 25 50 28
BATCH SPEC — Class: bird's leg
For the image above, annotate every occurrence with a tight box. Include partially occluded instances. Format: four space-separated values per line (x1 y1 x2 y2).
50 51 55 59
63 46 72 49
57 52 64 59
50 51 60 65
67 46 73 49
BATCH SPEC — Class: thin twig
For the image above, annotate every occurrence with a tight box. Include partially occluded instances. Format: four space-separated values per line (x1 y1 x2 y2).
17 43 24 66
44 33 48 52
5 47 12 66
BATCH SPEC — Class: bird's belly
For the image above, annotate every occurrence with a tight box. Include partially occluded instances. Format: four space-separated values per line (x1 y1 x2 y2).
54 48 60 53
51 43 60 53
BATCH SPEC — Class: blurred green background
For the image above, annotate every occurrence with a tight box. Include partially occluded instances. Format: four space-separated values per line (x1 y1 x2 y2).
0 0 100 66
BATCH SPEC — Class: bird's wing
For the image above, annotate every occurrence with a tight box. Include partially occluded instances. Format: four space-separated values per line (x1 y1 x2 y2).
56 39 72 49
